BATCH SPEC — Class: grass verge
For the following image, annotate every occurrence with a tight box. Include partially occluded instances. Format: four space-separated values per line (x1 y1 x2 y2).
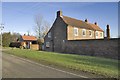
3 48 119 78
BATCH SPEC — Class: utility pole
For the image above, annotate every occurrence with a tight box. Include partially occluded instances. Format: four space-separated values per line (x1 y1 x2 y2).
0 1 3 79
0 23 4 79
0 23 4 48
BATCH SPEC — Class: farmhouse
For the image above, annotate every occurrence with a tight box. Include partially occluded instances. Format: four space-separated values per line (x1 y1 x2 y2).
44 11 106 52
19 35 39 50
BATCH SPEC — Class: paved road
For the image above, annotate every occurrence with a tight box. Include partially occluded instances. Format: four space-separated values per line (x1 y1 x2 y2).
2 53 87 78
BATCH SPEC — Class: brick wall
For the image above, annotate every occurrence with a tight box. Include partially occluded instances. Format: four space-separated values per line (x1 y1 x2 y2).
61 38 119 59
44 16 68 52
31 44 39 50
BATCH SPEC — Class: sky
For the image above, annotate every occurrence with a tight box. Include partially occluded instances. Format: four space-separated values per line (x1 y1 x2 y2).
1 2 118 38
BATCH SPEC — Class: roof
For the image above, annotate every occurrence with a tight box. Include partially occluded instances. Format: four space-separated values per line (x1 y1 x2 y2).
21 35 37 41
62 16 103 31
89 23 104 31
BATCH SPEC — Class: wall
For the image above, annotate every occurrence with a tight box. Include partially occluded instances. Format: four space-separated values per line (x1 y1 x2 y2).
95 31 104 39
53 17 67 53
44 18 56 52
67 25 95 40
67 25 104 40
44 16 67 52
31 44 39 50
61 38 119 59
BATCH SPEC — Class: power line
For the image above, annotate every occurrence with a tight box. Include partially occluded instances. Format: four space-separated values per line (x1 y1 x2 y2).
2 3 42 17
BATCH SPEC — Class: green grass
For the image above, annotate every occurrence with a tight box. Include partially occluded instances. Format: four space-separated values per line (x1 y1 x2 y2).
3 48 119 78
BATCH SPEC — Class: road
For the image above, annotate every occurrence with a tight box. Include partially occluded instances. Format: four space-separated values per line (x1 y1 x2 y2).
2 52 88 78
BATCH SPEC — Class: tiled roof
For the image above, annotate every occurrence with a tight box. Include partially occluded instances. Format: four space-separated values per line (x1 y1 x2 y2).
62 16 103 31
89 23 103 31
22 35 37 41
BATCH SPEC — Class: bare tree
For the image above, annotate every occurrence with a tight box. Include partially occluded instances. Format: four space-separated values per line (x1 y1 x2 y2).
34 14 50 43
34 14 44 39
42 20 50 38
27 30 30 36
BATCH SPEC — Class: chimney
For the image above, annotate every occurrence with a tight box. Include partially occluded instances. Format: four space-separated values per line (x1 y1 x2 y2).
57 10 62 17
85 19 88 22
94 22 97 25
106 24 110 39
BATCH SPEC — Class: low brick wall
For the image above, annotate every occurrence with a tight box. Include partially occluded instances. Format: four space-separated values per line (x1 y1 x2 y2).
31 44 39 50
62 38 119 59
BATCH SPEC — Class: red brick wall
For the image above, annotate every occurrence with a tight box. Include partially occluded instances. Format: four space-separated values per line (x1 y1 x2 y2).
63 38 119 59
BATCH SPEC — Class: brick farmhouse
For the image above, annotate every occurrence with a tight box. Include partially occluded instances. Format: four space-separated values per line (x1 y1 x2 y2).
44 11 107 52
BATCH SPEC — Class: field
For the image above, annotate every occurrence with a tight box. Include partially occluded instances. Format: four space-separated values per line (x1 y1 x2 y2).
3 48 119 78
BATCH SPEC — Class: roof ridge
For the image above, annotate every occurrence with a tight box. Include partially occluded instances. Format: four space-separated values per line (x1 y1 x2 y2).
62 15 83 22
21 35 37 41
22 35 36 37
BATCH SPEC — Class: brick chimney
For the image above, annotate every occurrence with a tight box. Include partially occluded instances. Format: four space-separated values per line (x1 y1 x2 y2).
94 22 97 25
85 19 88 22
57 10 62 17
106 24 110 39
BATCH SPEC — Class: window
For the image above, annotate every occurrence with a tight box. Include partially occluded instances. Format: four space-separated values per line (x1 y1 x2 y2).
89 30 92 37
82 29 86 36
100 32 103 37
46 42 50 47
74 27 78 36
48 32 51 38
96 31 98 36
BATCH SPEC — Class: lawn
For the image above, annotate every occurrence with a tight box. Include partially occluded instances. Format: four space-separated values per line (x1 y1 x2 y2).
3 48 119 78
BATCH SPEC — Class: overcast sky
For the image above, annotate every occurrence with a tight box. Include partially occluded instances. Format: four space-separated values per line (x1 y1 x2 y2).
2 2 118 38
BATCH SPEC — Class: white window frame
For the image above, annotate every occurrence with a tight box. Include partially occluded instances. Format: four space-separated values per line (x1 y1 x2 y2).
100 33 102 37
100 32 103 37
48 32 51 38
82 29 86 36
74 27 78 36
89 30 92 37
96 31 98 37
46 42 50 47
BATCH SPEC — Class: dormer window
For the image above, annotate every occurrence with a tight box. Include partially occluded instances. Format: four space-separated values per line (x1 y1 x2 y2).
82 29 86 36
74 27 78 36
48 32 51 38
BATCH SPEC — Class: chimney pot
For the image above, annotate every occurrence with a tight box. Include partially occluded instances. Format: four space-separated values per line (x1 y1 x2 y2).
94 22 97 25
57 10 62 17
85 19 88 22
107 24 110 29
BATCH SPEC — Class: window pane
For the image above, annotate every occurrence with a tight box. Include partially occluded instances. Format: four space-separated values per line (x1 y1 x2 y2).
100 33 102 37
46 42 50 47
48 32 51 38
83 31 85 35
74 28 78 36
82 29 86 36
96 32 98 36
89 31 91 35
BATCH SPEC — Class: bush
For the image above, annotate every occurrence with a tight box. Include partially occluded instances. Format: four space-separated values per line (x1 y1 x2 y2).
9 42 21 48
